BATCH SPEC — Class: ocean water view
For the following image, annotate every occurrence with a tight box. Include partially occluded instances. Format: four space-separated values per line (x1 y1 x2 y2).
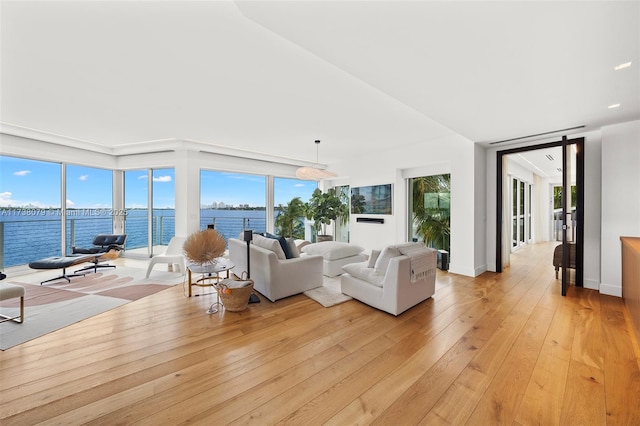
0 208 267 268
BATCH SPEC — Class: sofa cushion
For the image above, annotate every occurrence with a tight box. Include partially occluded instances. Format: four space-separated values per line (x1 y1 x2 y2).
266 233 293 259
343 262 384 287
373 246 402 275
253 234 286 260
301 242 364 260
286 238 300 258
367 249 381 268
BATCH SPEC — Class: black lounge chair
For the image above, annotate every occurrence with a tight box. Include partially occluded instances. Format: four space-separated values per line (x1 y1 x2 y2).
72 234 127 273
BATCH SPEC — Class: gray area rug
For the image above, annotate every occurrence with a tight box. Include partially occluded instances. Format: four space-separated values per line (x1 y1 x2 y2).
0 266 184 350
304 276 352 307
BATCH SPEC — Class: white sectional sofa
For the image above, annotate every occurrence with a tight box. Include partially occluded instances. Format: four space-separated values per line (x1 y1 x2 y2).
228 235 324 302
341 242 437 315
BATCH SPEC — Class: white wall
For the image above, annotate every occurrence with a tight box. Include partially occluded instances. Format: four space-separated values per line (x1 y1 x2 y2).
331 133 485 277
583 132 602 290
600 120 640 297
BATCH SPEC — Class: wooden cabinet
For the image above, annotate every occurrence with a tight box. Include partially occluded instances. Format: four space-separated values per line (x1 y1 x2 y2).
621 236 640 343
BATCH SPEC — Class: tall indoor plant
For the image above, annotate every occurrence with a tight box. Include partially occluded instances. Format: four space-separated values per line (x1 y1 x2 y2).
305 188 348 242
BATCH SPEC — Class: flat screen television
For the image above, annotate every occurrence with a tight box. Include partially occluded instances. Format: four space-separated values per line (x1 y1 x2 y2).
351 184 392 215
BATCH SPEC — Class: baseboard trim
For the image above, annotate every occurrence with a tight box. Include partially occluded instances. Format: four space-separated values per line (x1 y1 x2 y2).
583 278 599 291
448 263 484 278
599 283 622 297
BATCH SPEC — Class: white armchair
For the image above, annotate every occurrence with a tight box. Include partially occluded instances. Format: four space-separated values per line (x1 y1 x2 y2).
145 236 187 278
341 244 437 315
228 237 323 302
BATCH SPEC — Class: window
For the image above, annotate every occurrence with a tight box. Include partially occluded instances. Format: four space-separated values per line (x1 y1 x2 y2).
65 164 113 254
0 156 62 267
152 168 175 250
333 185 350 242
200 170 266 243
511 177 532 249
124 168 175 256
124 169 149 253
408 174 450 252
273 177 316 239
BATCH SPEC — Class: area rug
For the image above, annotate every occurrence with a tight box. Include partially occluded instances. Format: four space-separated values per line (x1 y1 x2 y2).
304 276 352 308
0 267 184 350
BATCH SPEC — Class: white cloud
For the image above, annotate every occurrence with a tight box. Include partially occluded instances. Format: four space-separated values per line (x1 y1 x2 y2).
153 175 172 182
138 175 148 180
0 192 49 208
294 183 305 187
0 192 13 206
79 175 89 181
13 170 30 176
66 199 76 207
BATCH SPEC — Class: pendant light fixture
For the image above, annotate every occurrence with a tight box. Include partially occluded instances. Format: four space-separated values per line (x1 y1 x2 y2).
295 139 338 180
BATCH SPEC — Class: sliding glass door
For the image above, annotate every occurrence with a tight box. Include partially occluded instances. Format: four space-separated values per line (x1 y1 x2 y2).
124 168 175 257
65 164 113 254
511 177 531 250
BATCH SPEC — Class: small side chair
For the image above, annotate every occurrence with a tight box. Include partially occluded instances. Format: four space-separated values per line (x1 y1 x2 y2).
146 236 187 278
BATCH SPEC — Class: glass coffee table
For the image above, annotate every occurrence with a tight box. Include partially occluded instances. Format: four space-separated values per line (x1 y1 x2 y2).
186 258 235 298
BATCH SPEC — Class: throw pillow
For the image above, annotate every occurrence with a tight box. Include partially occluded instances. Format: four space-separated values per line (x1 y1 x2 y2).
252 234 286 260
373 246 402 275
265 233 293 259
286 238 300 258
367 249 381 268
301 242 364 260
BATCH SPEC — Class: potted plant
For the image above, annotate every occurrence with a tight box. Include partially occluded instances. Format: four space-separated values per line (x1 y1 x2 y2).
305 188 349 242
274 197 306 239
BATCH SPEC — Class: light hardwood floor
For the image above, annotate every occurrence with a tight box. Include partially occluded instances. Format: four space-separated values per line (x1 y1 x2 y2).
1 243 639 425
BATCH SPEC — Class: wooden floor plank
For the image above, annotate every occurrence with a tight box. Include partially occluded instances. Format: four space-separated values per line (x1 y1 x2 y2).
1 244 639 424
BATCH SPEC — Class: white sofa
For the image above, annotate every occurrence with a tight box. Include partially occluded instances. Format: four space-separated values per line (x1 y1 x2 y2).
341 243 437 315
228 236 323 302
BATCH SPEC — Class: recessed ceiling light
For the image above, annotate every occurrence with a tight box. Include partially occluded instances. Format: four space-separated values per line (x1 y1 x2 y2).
608 103 621 109
614 62 632 70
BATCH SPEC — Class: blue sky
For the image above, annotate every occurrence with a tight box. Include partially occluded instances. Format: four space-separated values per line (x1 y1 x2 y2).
1 156 316 209
201 171 317 207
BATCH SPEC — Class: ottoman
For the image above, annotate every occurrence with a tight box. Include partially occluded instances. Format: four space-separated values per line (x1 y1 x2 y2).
0 282 25 323
29 255 95 285
301 242 367 277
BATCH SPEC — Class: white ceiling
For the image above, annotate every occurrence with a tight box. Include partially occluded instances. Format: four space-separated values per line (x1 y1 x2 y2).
1 1 638 168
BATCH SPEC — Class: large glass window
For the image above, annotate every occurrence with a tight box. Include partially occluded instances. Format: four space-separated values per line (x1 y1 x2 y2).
0 156 62 267
124 169 149 253
333 185 350 242
152 168 175 250
273 177 317 239
124 168 175 256
65 164 113 254
408 174 451 252
200 171 266 243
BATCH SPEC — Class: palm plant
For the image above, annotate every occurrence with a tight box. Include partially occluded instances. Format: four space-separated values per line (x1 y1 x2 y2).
274 197 306 239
